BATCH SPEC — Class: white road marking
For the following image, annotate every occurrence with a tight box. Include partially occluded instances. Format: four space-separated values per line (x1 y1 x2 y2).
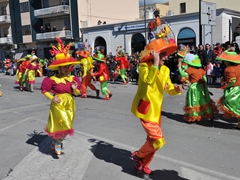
76 130 239 180
0 117 32 133
0 103 49 114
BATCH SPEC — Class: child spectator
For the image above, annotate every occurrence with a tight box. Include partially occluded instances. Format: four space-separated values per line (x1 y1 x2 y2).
214 62 223 85
205 59 214 85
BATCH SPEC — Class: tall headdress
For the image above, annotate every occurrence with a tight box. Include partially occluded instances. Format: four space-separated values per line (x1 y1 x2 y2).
75 43 92 58
116 46 126 57
140 9 177 62
48 37 79 70
92 46 106 62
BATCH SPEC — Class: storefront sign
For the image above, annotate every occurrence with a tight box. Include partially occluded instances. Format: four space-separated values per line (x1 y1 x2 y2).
114 23 147 32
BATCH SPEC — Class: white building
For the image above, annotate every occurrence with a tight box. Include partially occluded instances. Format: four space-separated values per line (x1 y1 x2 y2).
81 8 240 55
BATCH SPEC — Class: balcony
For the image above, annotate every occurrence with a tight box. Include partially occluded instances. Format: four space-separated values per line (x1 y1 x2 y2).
34 5 70 18
0 37 12 44
36 30 72 41
0 15 11 24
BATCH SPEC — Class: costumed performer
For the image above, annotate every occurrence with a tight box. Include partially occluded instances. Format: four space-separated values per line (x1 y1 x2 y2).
15 58 26 91
114 47 130 85
91 50 112 100
76 44 100 98
24 55 41 92
177 45 191 89
41 37 81 155
131 13 182 175
180 53 218 123
216 51 240 129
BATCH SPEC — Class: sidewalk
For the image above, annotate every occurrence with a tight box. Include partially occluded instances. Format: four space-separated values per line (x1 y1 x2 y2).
3 133 94 180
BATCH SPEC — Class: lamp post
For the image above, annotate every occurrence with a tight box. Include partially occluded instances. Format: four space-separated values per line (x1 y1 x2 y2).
144 0 147 45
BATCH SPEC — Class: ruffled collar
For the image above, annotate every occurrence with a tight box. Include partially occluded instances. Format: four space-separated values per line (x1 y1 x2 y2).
50 75 74 84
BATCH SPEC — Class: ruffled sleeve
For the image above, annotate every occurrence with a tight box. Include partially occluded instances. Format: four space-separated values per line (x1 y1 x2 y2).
41 77 54 94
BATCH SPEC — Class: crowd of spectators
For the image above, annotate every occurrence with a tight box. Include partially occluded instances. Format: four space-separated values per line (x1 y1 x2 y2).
1 40 239 86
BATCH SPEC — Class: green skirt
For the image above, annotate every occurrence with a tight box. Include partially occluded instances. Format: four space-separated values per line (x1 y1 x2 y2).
184 82 218 122
218 86 240 119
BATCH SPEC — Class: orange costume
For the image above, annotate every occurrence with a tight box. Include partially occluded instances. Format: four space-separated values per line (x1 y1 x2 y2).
131 11 181 175
76 45 99 98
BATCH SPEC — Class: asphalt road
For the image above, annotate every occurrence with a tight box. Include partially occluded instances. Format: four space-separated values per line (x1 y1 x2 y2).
0 73 239 180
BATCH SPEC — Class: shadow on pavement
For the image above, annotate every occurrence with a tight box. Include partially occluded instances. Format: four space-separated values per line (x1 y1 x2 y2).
26 130 59 159
88 139 188 180
162 111 238 130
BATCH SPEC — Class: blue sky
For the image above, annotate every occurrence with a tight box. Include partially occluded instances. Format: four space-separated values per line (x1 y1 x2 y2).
139 0 169 6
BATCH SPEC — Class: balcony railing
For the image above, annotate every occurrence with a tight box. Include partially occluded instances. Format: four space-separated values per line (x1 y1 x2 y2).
34 5 70 18
0 37 12 44
36 30 72 41
0 15 11 24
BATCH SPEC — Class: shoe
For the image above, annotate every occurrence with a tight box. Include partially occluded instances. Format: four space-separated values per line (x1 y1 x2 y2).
103 96 110 100
233 125 240 130
142 166 153 175
122 82 127 85
109 92 113 98
131 151 143 171
96 89 100 97
80 94 87 98
19 86 23 91
54 144 62 155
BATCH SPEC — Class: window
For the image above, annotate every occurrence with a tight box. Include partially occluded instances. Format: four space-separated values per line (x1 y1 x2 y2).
22 25 31 35
1 6 7 15
180 3 186 13
20 2 29 13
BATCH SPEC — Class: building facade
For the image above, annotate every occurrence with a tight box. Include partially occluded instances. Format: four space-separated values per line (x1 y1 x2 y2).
0 0 139 59
81 8 240 55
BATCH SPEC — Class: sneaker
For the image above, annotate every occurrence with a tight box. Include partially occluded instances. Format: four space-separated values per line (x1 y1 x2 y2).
96 89 100 97
122 82 127 85
19 86 23 91
103 96 110 100
109 92 113 98
80 94 87 98
131 151 143 171
142 166 153 175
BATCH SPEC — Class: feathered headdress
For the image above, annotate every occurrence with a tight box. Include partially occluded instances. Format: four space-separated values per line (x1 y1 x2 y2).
75 43 92 58
48 37 79 70
177 44 190 59
140 9 177 62
116 46 126 57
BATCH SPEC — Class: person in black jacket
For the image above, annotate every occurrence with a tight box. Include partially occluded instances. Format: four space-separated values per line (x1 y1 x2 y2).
197 44 208 68
205 43 216 62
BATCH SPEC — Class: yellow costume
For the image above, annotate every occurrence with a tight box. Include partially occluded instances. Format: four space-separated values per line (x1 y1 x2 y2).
131 63 181 123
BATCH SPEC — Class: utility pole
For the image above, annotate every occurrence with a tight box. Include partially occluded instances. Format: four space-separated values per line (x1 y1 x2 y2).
199 0 202 45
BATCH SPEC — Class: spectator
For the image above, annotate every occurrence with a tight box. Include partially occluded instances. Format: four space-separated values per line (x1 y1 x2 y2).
103 21 106 24
205 43 215 62
97 20 102 25
40 26 45 33
205 59 214 85
61 0 68 5
197 44 208 68
213 62 223 85
52 25 57 32
62 26 67 30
